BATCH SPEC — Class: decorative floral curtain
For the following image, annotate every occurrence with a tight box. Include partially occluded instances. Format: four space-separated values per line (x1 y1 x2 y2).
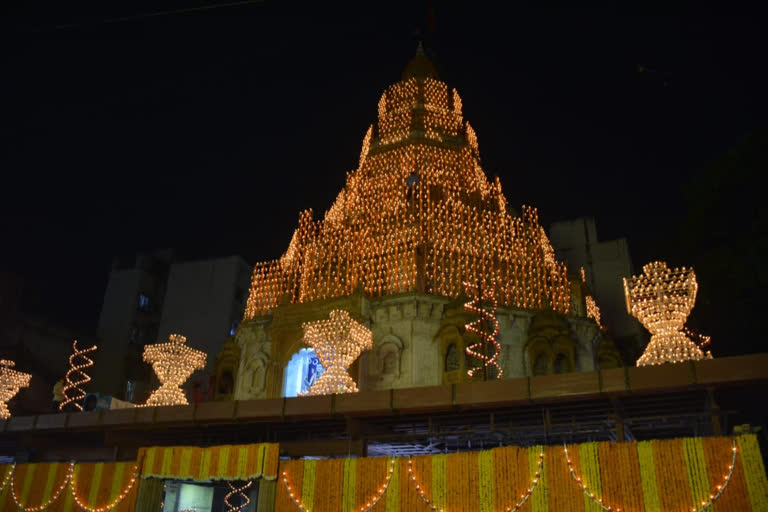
0 461 138 512
138 442 280 482
274 435 768 512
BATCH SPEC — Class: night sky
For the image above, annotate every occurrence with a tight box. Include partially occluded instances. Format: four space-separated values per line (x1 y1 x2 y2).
2 5 766 352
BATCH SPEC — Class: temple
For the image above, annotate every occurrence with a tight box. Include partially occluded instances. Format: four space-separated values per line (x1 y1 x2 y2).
229 46 620 401
1 46 767 512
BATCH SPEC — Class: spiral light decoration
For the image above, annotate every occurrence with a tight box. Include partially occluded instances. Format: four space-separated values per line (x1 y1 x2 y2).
60 340 97 412
224 480 252 512
463 280 503 380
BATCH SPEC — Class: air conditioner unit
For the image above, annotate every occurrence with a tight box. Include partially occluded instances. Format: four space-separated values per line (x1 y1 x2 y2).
82 393 136 411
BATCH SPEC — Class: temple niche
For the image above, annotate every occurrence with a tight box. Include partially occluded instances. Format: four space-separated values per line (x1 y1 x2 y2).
233 319 271 400
225 46 620 399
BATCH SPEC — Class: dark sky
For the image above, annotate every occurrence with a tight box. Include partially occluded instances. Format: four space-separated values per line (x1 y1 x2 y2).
2 5 766 335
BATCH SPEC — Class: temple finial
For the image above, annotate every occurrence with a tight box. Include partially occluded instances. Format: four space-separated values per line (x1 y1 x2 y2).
402 41 438 80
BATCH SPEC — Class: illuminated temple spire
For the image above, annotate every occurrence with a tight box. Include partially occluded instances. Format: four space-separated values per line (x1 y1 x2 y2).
402 41 438 80
244 49 572 319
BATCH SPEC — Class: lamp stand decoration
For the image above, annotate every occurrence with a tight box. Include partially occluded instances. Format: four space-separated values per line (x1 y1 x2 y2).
224 481 252 512
142 334 206 406
60 340 97 412
299 309 373 396
463 280 503 380
0 359 31 419
623 261 713 366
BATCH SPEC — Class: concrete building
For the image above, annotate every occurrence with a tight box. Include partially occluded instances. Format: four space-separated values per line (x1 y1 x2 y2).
548 217 644 359
93 251 251 402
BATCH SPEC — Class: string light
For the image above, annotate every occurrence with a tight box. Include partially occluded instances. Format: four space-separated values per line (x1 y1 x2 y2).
0 359 32 419
70 463 139 512
563 441 737 512
60 340 97 412
407 447 543 512
624 261 712 366
243 72 571 321
142 334 206 406
10 462 72 512
463 280 503 380
299 310 372 396
0 463 15 493
580 267 604 329
224 481 252 512
282 458 396 512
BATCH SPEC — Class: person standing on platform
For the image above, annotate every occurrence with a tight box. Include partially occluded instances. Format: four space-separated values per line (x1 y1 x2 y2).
53 376 65 412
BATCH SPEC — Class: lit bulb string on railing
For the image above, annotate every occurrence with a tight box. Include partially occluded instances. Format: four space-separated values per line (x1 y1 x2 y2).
283 458 396 512
60 340 97 411
563 440 738 512
224 480 252 512
407 447 544 512
0 463 15 493
7 462 139 512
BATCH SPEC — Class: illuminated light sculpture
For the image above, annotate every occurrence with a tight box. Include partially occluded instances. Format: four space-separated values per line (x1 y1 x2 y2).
60 340 97 412
243 53 572 322
0 359 31 419
580 267 604 329
142 334 206 406
299 310 372 396
224 481 252 512
463 280 503 380
624 261 713 366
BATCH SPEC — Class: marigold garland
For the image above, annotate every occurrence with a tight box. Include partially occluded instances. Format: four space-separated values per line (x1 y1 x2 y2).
407 447 543 512
283 458 395 512
274 436 767 512
564 440 737 512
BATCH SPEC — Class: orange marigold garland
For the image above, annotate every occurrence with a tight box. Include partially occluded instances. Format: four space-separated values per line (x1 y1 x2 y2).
564 441 738 512
463 280 503 380
407 448 543 512
283 458 395 512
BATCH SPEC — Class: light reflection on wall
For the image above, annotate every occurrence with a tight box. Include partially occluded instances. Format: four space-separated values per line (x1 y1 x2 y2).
283 348 324 398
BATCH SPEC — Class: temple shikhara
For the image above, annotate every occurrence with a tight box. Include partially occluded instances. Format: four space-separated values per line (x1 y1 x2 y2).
230 45 620 401
1 46 767 512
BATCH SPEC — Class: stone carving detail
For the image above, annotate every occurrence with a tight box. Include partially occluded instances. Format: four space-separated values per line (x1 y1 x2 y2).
370 334 403 388
234 321 271 400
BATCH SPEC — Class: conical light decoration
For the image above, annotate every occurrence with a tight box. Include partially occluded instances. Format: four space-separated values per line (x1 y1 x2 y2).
0 359 31 419
299 310 372 396
60 340 97 411
143 334 206 406
624 261 713 366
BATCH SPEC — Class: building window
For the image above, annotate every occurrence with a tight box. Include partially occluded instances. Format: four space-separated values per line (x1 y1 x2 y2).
138 294 150 311
554 354 572 374
533 354 548 376
445 343 459 372
283 348 324 397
